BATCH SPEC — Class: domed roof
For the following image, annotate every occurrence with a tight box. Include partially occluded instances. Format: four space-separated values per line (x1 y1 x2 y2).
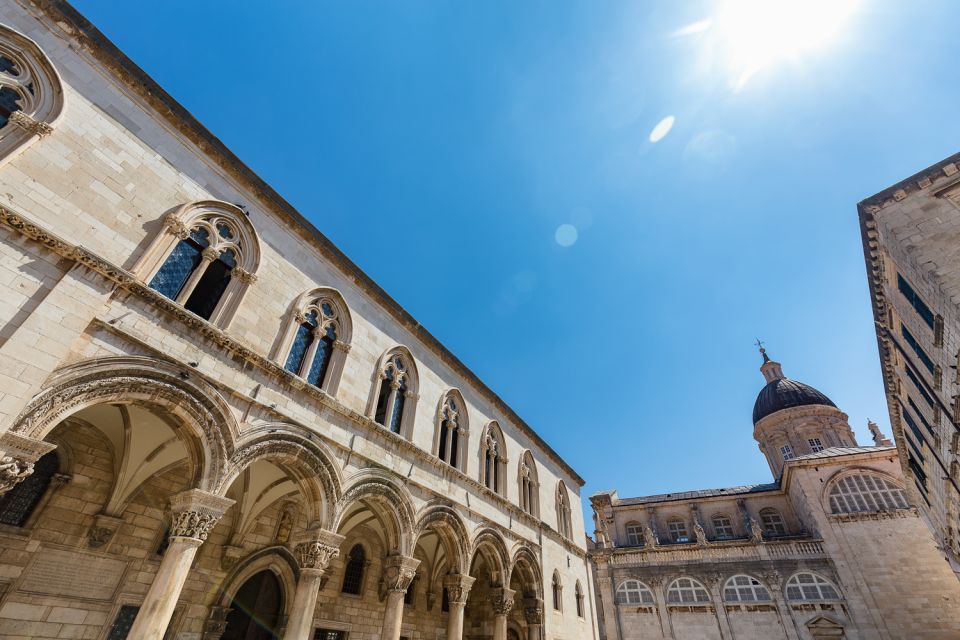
752 377 836 424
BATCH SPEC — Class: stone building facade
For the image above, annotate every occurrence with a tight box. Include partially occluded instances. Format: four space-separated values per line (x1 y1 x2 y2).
589 351 960 640
0 2 598 639
859 151 960 571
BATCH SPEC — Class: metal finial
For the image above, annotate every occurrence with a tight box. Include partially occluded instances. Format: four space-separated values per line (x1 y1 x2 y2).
754 338 769 363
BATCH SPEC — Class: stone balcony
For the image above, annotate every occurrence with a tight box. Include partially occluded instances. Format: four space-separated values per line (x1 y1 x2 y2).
604 537 827 566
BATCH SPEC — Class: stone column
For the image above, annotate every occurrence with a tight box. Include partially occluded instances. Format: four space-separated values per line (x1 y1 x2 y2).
489 587 515 640
284 530 344 640
522 597 543 640
379 554 420 640
128 489 234 640
648 577 673 640
176 246 218 304
443 573 475 640
763 571 800 640
704 573 731 640
0 433 56 495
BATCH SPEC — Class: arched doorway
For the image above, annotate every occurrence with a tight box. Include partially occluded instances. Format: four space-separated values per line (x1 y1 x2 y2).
222 570 284 640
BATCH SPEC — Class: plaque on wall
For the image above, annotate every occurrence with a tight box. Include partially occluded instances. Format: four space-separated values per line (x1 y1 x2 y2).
18 546 128 601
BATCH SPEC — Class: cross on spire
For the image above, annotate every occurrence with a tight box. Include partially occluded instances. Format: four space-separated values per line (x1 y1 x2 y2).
755 338 770 363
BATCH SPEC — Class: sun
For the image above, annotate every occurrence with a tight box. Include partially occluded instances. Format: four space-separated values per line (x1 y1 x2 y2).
704 0 861 89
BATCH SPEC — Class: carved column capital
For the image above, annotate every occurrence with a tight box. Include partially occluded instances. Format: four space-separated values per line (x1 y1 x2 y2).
168 489 235 543
332 340 351 353
0 433 56 495
522 597 544 625
489 587 516 615
9 111 53 137
381 554 420 593
163 213 190 240
293 529 344 573
443 573 475 606
201 247 220 262
231 266 257 285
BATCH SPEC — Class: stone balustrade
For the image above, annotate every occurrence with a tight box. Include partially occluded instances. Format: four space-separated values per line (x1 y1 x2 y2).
607 538 826 566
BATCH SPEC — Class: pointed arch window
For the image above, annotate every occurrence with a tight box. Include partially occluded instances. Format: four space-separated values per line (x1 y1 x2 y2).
481 422 507 496
575 581 585 618
138 202 260 326
370 348 418 437
280 289 352 395
0 450 58 527
518 451 540 517
556 481 573 539
0 25 63 162
341 544 366 595
436 391 468 470
552 572 563 611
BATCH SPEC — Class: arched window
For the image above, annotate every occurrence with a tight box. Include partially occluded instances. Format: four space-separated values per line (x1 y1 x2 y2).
625 521 643 546
370 348 418 437
666 519 689 543
281 289 352 395
711 514 734 539
828 472 908 514
615 580 654 605
518 451 540 517
436 390 468 470
139 201 260 325
785 573 840 601
556 481 573 539
341 544 366 595
480 422 507 496
759 508 786 537
723 575 771 602
666 578 710 604
552 572 563 611
0 25 63 163
0 450 58 526
575 581 585 618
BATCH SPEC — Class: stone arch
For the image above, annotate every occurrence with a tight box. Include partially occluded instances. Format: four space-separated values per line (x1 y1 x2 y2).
433 388 469 472
510 544 543 598
470 527 511 586
209 546 297 635
334 469 416 556
0 23 64 165
413 501 471 575
10 356 237 491
217 427 343 529
818 465 908 513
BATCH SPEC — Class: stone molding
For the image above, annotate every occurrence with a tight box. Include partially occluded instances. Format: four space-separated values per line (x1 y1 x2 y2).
8 110 54 137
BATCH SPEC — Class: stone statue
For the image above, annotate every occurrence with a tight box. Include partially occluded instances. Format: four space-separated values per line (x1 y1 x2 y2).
643 525 658 549
694 521 709 547
750 518 764 543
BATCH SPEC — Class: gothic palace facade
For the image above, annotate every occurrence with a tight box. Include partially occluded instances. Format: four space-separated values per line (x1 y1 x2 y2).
0 2 597 640
589 352 960 640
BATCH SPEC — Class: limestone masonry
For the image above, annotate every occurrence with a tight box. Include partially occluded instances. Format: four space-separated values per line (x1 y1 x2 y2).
0 1 596 639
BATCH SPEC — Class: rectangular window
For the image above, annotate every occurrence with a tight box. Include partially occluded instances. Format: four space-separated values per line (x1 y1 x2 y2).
780 445 794 461
898 274 935 329
712 516 733 539
908 453 928 489
667 521 688 542
904 364 934 407
625 523 643 546
807 438 824 453
902 407 926 450
314 630 346 640
107 606 140 640
908 397 936 436
901 323 935 374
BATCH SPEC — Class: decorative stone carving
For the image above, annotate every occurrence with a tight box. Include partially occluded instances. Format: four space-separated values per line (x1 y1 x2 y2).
643 525 659 549
443 573 475 606
762 571 782 593
168 489 235 542
201 246 219 262
489 587 516 615
220 545 244 571
293 537 341 572
0 455 33 494
8 111 53 137
694 521 709 547
523 597 544 625
163 213 190 240
203 605 232 640
750 518 765 543
0 433 57 495
87 513 124 549
380 554 420 597
231 266 257 284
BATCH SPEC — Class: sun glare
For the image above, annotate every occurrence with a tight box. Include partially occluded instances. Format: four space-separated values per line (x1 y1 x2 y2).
709 0 860 89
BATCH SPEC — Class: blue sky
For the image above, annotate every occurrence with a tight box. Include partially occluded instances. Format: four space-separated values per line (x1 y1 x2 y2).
72 0 960 529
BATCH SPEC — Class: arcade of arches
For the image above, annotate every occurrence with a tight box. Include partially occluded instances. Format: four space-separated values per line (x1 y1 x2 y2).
0 363 553 640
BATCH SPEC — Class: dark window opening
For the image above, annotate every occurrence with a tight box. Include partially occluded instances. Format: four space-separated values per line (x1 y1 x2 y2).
374 372 393 426
341 545 365 595
222 570 283 640
0 85 21 129
106 605 140 640
148 228 209 300
0 450 58 527
898 274 935 329
184 250 233 320
901 323 935 374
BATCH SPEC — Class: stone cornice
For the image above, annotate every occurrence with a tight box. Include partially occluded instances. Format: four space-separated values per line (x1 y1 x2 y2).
0 205 593 557
857 153 960 212
23 0 584 489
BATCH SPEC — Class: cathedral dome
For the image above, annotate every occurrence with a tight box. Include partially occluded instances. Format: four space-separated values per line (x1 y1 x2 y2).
752 377 836 424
